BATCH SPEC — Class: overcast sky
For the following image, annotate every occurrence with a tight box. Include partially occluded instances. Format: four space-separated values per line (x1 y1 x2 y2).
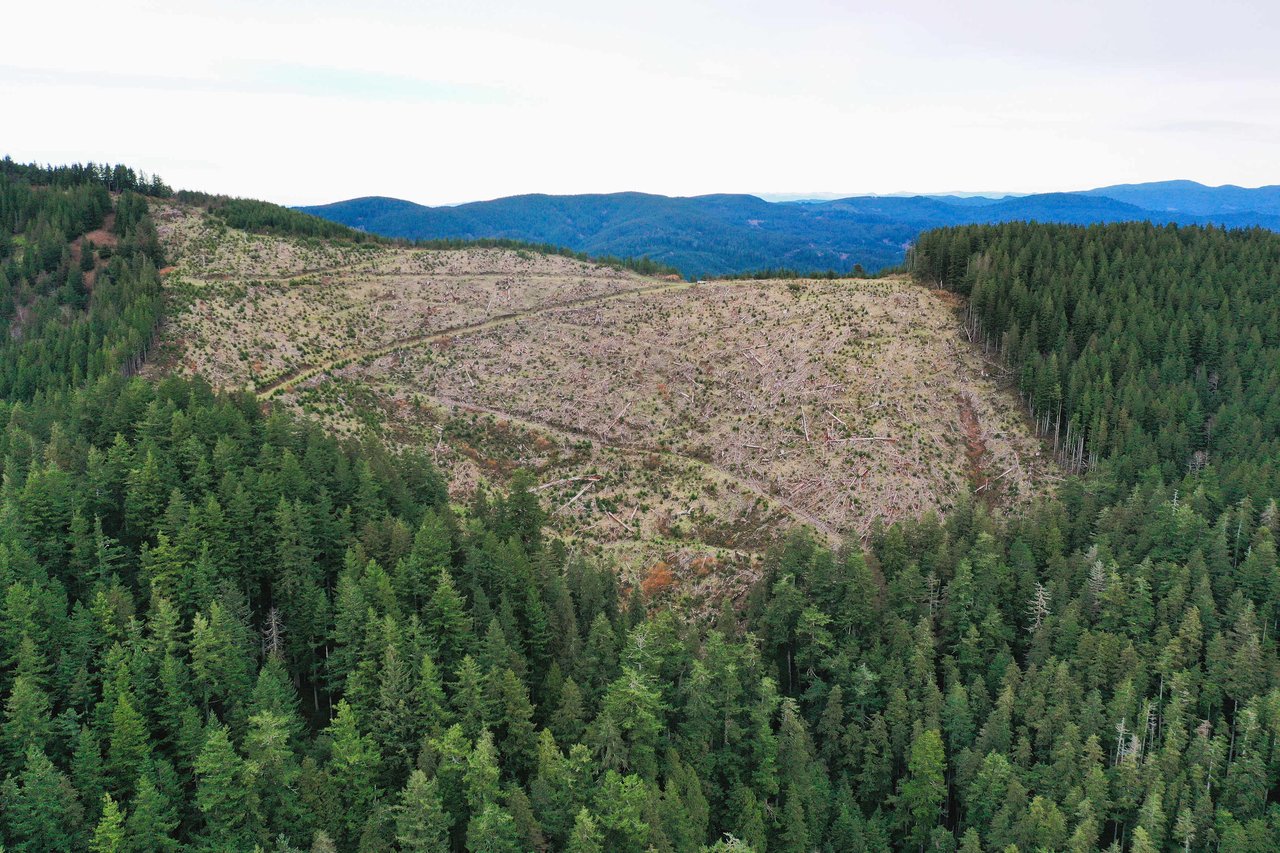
5 0 1279 205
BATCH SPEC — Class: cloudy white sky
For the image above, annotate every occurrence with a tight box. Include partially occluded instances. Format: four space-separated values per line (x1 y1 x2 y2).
5 0 1279 205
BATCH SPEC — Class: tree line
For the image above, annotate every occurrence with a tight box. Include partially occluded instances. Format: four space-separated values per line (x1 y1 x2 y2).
710 265 871 281
0 157 171 198
910 222 1279 506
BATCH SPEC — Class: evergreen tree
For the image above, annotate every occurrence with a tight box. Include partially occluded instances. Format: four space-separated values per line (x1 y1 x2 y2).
4 746 85 852
89 793 125 853
566 808 604 853
193 724 259 850
395 770 450 852
124 771 180 853
106 692 148 797
324 700 380 847
898 728 947 851
464 803 522 853
1 676 52 773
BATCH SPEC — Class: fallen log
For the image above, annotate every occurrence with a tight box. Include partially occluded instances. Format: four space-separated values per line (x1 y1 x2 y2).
554 480 597 514
536 474 601 492
606 510 636 532
976 465 1017 493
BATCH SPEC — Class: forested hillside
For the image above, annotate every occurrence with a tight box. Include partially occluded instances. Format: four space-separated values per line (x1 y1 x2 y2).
0 163 1278 853
0 158 166 398
298 185 1280 279
911 223 1280 499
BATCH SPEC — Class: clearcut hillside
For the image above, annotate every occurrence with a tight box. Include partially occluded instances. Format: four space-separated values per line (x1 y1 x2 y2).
149 201 1053 605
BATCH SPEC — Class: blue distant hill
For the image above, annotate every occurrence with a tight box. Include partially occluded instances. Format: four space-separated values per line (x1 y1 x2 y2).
1079 180 1280 216
297 181 1280 278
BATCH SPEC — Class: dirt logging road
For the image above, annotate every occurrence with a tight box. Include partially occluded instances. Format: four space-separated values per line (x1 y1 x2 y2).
256 278 706 398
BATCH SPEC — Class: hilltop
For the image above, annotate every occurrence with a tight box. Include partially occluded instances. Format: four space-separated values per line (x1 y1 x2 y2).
149 200 1052 604
298 180 1280 278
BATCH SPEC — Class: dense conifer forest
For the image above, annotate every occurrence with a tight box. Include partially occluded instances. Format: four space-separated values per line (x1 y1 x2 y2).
911 223 1280 498
0 164 1277 852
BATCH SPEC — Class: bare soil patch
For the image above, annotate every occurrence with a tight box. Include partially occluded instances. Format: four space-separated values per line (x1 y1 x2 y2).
71 213 118 289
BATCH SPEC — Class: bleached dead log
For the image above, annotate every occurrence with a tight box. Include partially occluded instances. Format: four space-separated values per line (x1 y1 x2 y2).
606 510 635 532
536 474 601 492
606 400 633 432
976 465 1017 493
554 480 597 514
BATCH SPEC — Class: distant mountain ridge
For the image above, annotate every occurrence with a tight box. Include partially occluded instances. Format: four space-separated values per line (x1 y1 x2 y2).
298 181 1280 278
1079 180 1280 216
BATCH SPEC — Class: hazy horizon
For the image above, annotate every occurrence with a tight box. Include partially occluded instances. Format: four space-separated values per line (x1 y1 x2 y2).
305 178 1275 210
